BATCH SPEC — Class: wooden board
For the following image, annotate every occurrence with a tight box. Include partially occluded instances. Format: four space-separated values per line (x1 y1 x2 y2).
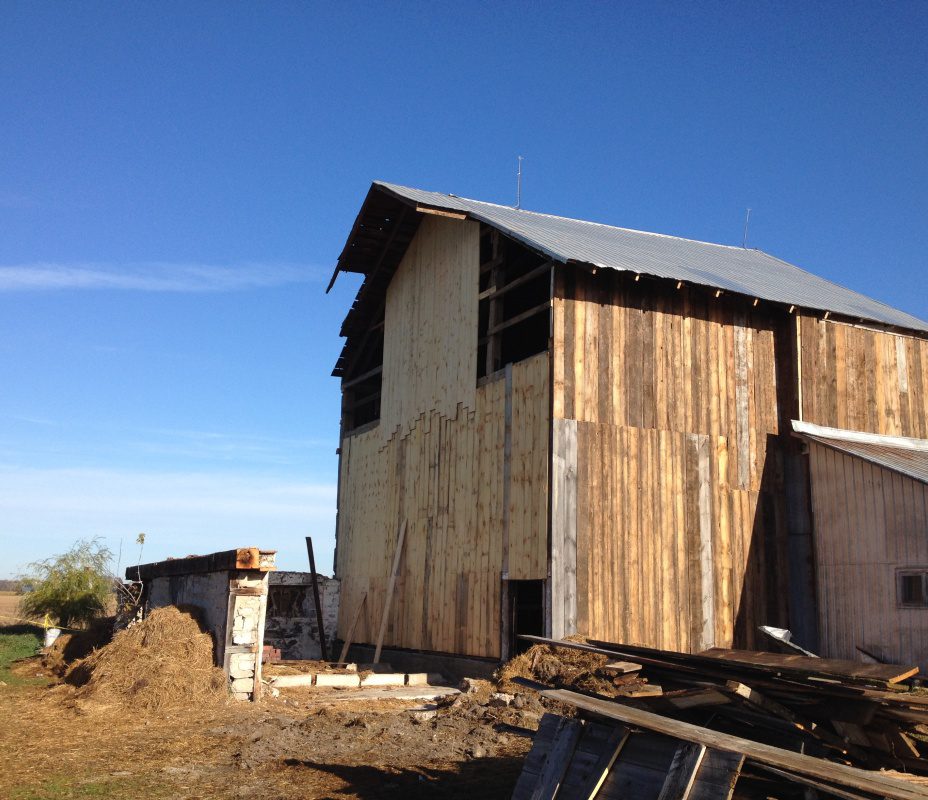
542 689 928 800
701 647 918 684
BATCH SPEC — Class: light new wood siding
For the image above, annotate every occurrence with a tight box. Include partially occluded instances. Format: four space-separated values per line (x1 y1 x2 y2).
799 315 928 438
380 216 480 440
335 215 549 658
808 442 928 668
552 270 791 651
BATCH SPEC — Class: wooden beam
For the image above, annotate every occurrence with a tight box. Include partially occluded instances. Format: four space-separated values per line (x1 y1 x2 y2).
127 547 275 581
415 203 467 220
341 364 383 390
305 537 328 662
698 647 919 685
478 260 555 301
486 300 551 337
540 689 928 800
484 230 502 376
373 519 407 664
337 592 367 665
550 420 578 638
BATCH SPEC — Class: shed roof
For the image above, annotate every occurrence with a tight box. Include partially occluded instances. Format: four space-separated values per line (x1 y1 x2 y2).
337 181 928 335
792 420 928 485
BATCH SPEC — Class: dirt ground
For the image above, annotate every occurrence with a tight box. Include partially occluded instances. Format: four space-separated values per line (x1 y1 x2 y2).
2 615 610 800
0 655 544 799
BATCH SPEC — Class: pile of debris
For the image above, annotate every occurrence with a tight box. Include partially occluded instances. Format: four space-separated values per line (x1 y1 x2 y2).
497 640 656 699
65 605 227 710
510 635 928 799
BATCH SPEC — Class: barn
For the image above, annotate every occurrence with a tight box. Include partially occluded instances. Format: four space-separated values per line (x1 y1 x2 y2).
792 420 928 667
327 181 928 669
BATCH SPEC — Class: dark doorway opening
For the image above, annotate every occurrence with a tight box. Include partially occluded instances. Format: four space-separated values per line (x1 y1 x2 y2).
508 580 545 656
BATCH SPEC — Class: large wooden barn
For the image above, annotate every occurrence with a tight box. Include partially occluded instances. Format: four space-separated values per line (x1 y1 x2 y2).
328 182 928 666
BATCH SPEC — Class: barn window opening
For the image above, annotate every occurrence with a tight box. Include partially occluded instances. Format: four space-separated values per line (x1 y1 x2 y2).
898 570 928 608
477 225 552 380
341 308 384 433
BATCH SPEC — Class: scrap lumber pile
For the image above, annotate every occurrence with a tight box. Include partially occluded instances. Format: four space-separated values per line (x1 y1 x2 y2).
511 635 928 799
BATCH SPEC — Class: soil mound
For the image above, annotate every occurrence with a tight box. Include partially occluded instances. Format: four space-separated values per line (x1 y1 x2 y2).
65 605 227 710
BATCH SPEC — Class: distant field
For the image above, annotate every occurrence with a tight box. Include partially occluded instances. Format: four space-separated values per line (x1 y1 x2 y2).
0 591 26 624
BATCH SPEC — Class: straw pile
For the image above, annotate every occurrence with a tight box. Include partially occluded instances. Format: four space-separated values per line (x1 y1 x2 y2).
43 617 113 676
66 605 227 710
497 638 644 698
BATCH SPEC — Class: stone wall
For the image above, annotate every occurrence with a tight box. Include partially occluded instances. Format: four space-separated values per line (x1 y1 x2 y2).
264 572 340 659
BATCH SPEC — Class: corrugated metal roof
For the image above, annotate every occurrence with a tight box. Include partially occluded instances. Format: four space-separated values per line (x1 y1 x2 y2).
375 181 928 334
792 420 928 484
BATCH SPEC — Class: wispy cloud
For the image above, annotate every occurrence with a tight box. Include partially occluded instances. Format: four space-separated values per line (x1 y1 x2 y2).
129 427 336 465
0 465 338 577
0 262 324 292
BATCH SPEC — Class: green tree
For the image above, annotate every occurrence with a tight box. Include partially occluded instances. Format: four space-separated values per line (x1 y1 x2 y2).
19 538 114 628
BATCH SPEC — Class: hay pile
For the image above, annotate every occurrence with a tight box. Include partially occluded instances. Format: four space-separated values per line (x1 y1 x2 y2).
43 617 114 676
496 638 644 698
66 606 227 710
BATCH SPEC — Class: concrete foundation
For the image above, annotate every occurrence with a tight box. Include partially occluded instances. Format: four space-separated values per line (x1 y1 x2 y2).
346 644 498 681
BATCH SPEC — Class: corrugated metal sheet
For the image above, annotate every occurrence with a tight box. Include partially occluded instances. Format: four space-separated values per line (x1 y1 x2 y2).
375 181 928 334
792 420 928 484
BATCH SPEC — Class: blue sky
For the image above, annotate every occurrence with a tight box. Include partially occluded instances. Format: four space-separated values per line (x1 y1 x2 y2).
1 2 926 579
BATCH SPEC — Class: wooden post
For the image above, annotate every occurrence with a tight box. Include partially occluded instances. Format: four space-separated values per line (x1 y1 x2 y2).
337 591 367 665
374 519 407 664
305 536 328 662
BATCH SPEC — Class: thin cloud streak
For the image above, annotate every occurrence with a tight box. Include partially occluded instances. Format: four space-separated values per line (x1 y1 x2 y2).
0 262 324 292
0 465 337 577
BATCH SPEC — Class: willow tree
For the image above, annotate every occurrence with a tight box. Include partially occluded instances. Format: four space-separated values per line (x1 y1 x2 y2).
19 538 113 628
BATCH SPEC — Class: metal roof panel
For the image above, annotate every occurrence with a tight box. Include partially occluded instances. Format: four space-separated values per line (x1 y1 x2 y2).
375 181 928 334
792 420 928 484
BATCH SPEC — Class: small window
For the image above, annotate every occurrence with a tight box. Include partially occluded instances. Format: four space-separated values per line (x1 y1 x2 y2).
898 570 928 608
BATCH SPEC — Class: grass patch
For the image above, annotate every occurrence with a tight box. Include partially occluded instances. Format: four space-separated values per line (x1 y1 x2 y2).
0 623 44 685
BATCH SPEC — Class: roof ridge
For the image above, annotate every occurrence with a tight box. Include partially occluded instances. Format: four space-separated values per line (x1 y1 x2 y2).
376 180 748 252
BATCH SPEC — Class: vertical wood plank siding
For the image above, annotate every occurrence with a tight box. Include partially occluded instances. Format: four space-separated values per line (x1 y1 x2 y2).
808 442 928 668
553 270 791 651
799 315 928 437
336 216 549 658
380 216 480 440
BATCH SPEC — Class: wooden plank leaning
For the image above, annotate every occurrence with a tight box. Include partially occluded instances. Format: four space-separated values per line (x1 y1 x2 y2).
373 519 407 664
540 689 928 800
337 591 367 666
305 536 328 662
